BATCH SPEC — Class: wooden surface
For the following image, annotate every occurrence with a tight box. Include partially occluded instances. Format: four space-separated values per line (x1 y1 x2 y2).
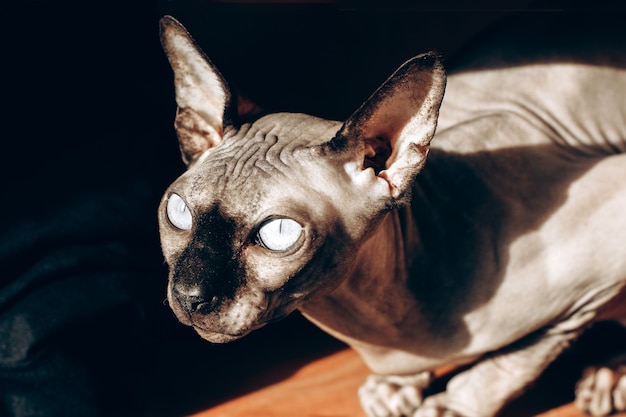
194 349 368 417
190 347 626 417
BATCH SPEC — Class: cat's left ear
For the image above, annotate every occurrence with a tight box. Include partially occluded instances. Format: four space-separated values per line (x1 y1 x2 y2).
330 53 446 201
160 16 261 166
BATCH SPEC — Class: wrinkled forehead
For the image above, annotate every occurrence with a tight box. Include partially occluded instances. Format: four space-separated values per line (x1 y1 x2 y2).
226 112 341 149
174 112 341 210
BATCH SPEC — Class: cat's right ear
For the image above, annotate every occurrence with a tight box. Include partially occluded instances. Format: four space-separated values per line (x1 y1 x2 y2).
160 16 260 166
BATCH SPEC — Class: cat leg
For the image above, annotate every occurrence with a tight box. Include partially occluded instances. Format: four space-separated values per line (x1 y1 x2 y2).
359 371 434 417
413 330 580 417
576 353 626 416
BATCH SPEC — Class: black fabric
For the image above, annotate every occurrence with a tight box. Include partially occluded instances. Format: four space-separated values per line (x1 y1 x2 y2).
0 2 185 416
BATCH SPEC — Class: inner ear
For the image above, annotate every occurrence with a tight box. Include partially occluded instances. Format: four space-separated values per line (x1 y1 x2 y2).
332 52 446 199
364 136 392 174
234 94 265 125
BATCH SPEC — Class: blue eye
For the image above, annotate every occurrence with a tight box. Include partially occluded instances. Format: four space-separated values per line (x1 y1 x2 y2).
257 218 302 251
167 193 193 230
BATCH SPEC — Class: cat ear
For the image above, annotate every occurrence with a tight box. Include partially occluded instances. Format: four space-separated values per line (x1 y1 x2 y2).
160 16 262 166
331 53 446 201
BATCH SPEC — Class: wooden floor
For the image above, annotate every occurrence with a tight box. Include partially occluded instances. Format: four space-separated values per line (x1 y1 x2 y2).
175 317 626 417
190 347 626 417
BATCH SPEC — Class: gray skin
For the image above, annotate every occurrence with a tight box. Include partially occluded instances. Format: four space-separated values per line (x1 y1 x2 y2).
157 15 626 417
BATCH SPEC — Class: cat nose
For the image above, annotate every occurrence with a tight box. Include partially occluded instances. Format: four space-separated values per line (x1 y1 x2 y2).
172 283 218 315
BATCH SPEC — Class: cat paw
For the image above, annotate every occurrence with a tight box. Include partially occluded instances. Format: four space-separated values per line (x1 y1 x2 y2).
575 355 626 416
358 372 433 417
412 393 465 417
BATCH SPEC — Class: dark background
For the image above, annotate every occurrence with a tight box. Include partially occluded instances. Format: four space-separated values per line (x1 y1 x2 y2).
1 1 625 416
